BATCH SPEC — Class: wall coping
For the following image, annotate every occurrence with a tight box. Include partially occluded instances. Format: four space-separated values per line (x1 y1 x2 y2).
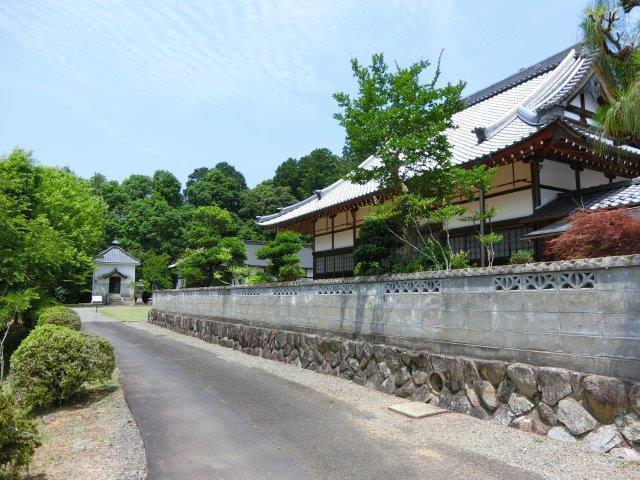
157 254 640 294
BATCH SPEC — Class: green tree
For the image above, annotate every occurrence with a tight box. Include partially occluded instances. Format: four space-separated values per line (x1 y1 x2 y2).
334 53 493 270
152 170 182 207
582 1 640 143
184 165 247 211
121 174 153 201
353 218 403 276
176 206 246 286
120 196 185 259
239 180 297 220
254 231 305 282
273 149 349 200
139 252 173 293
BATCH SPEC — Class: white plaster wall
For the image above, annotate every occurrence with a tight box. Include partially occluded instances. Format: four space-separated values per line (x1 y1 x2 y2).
448 189 533 229
92 263 137 297
334 230 353 249
315 234 332 252
581 169 609 188
540 160 576 190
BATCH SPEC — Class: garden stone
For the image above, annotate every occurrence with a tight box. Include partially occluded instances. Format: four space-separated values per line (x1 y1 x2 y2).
381 377 396 395
556 397 597 436
347 358 359 372
628 383 640 416
386 349 401 373
497 379 516 403
582 425 624 453
508 392 534 416
583 375 628 424
465 385 481 408
373 345 386 361
510 410 549 435
378 362 391 379
492 403 515 426
470 406 490 420
507 363 538 398
615 412 640 444
412 370 428 386
537 367 571 406
395 367 412 387
395 381 416 399
478 380 498 411
609 447 640 462
547 426 577 443
444 357 464 393
411 385 433 403
537 402 557 426
449 392 473 415
462 359 481 387
477 360 507 387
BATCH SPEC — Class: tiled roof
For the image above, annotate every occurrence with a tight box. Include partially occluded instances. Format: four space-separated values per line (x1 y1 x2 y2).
94 245 141 265
524 178 640 222
257 45 626 228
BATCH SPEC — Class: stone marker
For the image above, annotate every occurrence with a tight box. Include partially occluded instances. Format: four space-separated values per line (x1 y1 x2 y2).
388 402 447 419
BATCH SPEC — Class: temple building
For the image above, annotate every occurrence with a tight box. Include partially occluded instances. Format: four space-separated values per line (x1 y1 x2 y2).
92 240 141 303
258 45 640 278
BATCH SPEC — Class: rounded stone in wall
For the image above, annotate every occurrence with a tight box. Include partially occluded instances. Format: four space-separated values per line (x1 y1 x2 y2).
582 374 629 424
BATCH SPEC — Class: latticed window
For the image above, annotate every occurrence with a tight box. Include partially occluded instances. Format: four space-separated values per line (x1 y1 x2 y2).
447 225 535 264
313 250 354 278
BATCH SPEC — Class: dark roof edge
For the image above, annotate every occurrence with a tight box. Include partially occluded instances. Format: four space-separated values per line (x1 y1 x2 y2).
463 43 582 107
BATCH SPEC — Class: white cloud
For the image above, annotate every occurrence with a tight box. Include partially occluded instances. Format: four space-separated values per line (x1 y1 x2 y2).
0 0 463 111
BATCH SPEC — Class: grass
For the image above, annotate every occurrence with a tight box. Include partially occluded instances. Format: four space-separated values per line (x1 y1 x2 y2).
97 305 151 322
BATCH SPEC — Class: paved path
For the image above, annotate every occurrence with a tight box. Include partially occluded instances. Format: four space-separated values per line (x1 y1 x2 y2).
78 310 630 480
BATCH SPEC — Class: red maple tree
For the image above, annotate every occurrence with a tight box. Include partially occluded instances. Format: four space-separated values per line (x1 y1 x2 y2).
546 208 640 260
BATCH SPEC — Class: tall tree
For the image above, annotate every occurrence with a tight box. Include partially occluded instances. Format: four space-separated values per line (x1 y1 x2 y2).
120 195 185 259
176 206 246 287
121 174 153 201
334 53 493 270
582 1 640 143
184 165 248 211
152 170 182 207
273 149 349 200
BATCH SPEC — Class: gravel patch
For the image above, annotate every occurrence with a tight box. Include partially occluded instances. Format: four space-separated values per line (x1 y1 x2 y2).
26 375 147 480
126 319 640 480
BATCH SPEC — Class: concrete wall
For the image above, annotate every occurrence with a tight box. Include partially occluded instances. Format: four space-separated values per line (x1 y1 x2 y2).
153 255 640 381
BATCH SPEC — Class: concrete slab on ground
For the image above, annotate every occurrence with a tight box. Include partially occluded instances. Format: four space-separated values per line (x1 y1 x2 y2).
388 402 447 419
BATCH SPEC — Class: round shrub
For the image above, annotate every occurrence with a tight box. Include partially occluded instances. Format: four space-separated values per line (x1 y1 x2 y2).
37 306 81 331
509 249 534 265
0 391 40 478
10 325 115 412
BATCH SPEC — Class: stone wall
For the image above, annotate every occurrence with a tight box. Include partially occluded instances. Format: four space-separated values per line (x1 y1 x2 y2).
149 310 640 459
153 255 640 380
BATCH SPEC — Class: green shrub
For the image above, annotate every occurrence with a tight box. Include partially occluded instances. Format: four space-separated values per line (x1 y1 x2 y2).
0 391 40 479
451 250 470 269
36 306 81 331
509 249 534 265
10 325 115 412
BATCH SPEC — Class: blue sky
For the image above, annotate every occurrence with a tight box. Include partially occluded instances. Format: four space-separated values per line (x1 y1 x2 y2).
0 1 591 187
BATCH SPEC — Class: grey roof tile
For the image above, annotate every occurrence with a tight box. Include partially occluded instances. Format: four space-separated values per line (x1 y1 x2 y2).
94 246 141 265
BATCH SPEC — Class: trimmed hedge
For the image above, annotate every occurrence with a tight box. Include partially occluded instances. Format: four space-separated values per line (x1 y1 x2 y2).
36 306 81 331
10 325 115 412
0 391 40 479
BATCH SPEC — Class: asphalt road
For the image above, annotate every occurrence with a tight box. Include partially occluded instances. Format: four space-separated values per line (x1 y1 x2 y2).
81 312 544 480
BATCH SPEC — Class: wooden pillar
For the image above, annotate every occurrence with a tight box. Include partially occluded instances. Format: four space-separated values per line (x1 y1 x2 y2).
571 163 583 190
479 189 486 268
530 159 542 209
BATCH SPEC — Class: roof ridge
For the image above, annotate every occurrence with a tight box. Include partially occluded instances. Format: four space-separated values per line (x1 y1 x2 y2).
463 43 583 108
